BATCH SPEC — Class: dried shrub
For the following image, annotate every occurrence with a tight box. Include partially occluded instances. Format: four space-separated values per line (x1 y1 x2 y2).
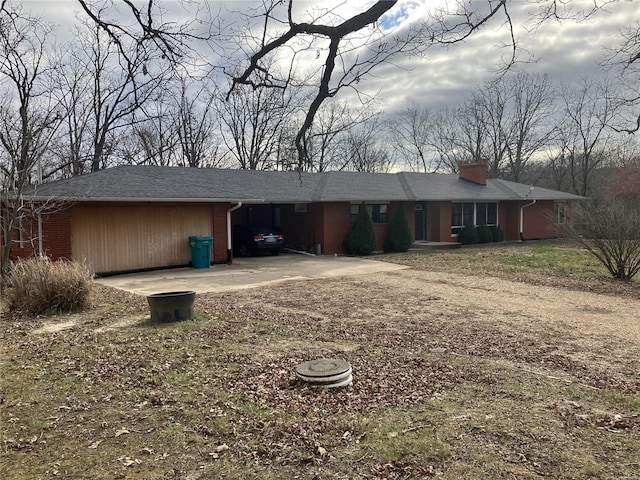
5 257 94 316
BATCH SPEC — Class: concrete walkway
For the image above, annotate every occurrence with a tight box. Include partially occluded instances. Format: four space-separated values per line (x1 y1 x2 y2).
96 254 408 296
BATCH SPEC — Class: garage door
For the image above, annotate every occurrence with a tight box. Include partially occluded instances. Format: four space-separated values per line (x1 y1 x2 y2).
72 205 213 274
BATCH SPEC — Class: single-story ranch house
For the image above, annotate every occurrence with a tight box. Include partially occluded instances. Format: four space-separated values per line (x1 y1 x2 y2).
6 159 584 275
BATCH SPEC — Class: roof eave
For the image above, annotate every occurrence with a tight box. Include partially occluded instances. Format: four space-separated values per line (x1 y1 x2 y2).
20 196 265 203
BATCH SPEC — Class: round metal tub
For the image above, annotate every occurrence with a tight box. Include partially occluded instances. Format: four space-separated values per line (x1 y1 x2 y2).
147 291 195 322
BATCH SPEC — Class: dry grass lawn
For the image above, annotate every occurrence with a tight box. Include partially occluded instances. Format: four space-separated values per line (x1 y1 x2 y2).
1 241 639 479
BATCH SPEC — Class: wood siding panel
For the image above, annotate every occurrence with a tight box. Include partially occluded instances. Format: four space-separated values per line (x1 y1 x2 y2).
72 206 213 273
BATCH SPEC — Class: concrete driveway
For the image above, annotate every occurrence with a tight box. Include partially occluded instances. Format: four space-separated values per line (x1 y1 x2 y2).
96 253 407 296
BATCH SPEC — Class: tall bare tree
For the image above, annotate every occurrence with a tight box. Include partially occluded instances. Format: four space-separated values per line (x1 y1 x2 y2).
556 78 617 196
176 80 222 168
74 1 614 167
389 107 433 172
0 8 63 270
217 82 295 170
476 84 509 178
228 0 524 165
303 101 376 172
429 109 473 173
78 19 172 171
501 73 556 182
126 87 181 167
338 116 394 173
51 44 94 177
608 22 640 133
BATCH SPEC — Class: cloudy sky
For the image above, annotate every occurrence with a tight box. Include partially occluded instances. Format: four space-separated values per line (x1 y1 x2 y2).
18 0 640 117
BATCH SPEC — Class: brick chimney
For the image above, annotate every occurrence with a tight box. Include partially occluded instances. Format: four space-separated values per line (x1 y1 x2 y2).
458 158 488 185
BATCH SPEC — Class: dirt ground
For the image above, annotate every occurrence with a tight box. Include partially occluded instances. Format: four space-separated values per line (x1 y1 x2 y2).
206 267 640 394
2 251 639 479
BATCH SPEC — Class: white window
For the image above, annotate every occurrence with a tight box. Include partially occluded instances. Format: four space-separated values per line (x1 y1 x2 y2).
554 201 567 224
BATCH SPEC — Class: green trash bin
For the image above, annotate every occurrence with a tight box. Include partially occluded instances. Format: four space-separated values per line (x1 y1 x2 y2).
189 235 213 268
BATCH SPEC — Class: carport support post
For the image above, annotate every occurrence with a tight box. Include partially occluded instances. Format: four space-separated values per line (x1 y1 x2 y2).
226 202 242 264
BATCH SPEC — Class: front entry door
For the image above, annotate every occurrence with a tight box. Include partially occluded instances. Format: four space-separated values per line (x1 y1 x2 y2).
415 203 426 241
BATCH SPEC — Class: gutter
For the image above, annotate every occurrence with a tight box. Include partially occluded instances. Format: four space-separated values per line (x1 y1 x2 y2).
226 202 243 264
18 196 260 203
519 199 537 241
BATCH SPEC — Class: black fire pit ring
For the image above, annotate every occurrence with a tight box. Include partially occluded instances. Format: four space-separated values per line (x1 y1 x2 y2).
147 291 196 322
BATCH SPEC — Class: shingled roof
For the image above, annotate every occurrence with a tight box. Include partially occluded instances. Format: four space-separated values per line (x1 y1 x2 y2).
23 165 585 203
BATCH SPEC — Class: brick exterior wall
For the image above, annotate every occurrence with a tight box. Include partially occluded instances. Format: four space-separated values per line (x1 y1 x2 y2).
5 198 566 270
320 202 351 255
212 204 229 263
520 200 561 240
6 207 73 262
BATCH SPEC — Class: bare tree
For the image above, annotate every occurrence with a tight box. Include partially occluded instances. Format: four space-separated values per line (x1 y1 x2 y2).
216 82 294 170
72 1 613 167
75 0 217 71
556 78 617 196
228 0 523 166
389 107 433 172
429 110 472 173
302 101 377 172
607 22 640 133
123 87 181 167
501 73 556 183
78 19 172 171
175 81 222 168
338 117 394 173
0 8 63 270
453 94 497 170
50 44 94 177
429 96 499 174
476 84 509 178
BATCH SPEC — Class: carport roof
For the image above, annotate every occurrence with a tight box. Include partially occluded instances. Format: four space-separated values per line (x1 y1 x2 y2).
23 165 585 203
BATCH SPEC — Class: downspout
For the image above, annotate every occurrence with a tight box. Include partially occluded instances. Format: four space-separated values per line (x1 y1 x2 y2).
519 199 536 241
226 202 242 264
37 212 44 256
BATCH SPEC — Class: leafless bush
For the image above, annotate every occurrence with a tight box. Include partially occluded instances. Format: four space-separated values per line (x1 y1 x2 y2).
5 257 94 316
568 198 640 281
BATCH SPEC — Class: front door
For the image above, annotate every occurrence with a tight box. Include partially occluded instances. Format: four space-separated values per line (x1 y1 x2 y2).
415 203 426 241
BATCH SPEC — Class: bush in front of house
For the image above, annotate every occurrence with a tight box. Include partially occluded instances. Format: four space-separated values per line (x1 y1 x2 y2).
477 225 493 243
458 224 479 245
490 225 505 242
567 196 640 281
344 202 377 255
384 206 413 253
5 256 93 316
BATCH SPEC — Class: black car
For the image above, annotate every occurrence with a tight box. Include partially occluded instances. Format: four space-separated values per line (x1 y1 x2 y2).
232 225 284 256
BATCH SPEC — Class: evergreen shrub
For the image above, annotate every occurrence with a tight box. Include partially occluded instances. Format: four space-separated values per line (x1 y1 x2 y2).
490 225 505 242
344 203 377 255
477 225 493 243
458 224 479 245
383 206 413 253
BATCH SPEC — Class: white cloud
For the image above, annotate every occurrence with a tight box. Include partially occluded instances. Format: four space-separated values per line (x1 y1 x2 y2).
18 0 640 118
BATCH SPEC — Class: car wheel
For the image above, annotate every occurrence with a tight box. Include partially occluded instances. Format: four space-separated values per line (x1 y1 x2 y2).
271 249 281 256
